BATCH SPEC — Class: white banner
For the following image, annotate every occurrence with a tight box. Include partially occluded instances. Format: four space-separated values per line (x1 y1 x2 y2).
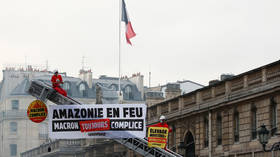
49 104 146 139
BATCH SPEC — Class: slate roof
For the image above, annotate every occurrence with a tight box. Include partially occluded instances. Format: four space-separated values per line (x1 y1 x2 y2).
0 81 3 99
7 74 143 101
10 79 30 95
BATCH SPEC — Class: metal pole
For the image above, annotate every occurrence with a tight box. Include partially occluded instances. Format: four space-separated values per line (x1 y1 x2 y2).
118 0 122 96
209 111 212 157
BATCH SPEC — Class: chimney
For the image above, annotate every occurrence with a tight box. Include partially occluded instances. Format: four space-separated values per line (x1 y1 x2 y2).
79 69 93 88
145 91 165 107
165 83 181 99
209 80 219 86
220 74 234 81
128 73 144 99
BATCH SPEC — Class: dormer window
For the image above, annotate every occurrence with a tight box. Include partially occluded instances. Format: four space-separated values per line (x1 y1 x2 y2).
111 84 118 91
79 83 87 97
79 83 85 91
63 82 71 96
64 82 70 90
125 85 133 99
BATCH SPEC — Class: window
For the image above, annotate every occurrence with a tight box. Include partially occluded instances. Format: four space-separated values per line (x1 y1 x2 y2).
233 109 239 142
10 122 17 133
270 97 277 136
251 104 257 140
125 85 133 99
39 123 48 139
171 125 176 150
63 82 70 90
79 83 87 97
63 82 71 96
204 115 209 147
216 112 222 145
111 84 118 91
10 144 17 156
79 83 85 91
11 100 19 110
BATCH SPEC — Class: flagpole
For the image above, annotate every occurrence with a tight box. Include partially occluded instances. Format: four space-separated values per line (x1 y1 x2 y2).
118 0 122 97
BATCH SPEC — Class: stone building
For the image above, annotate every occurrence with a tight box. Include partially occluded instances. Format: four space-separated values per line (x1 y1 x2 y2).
20 60 280 157
145 80 204 107
0 66 144 157
147 60 280 157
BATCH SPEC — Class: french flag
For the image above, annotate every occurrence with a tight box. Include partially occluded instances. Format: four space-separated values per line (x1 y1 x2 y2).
121 0 136 45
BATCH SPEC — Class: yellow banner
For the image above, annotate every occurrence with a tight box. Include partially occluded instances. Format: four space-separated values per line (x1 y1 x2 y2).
147 127 169 148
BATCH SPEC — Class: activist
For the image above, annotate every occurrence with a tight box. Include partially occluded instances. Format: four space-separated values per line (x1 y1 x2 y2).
148 115 172 149
149 115 172 132
51 69 67 97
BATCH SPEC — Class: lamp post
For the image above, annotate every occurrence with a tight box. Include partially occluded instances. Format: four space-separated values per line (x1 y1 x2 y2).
258 124 280 152
258 124 269 151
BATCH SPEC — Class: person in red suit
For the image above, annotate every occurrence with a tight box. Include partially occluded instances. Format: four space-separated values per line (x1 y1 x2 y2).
148 115 172 150
149 115 172 132
51 70 67 97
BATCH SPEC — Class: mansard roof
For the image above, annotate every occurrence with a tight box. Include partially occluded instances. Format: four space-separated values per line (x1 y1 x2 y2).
7 74 143 101
10 79 30 95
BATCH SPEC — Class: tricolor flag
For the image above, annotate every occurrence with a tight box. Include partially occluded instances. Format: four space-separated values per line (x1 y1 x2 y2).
121 0 136 45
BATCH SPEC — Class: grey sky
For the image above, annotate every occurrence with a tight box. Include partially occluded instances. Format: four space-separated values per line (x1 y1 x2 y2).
0 0 279 86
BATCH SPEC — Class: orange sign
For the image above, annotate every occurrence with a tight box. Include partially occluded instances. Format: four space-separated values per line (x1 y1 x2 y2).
27 100 48 123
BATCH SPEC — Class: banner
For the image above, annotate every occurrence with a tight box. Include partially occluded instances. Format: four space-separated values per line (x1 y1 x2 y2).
49 104 146 139
148 127 169 148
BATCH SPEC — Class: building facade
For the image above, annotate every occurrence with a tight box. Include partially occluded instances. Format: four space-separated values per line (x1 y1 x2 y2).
145 80 204 107
0 66 144 157
147 60 280 157
21 60 280 157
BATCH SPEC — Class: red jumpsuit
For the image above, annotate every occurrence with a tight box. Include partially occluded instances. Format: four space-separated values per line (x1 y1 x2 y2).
51 74 67 97
148 122 172 149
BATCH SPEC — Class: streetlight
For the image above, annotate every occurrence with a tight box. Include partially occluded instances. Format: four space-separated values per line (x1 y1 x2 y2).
258 124 269 151
258 124 280 152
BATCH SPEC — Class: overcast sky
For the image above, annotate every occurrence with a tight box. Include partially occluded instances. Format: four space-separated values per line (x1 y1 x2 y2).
0 0 279 86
